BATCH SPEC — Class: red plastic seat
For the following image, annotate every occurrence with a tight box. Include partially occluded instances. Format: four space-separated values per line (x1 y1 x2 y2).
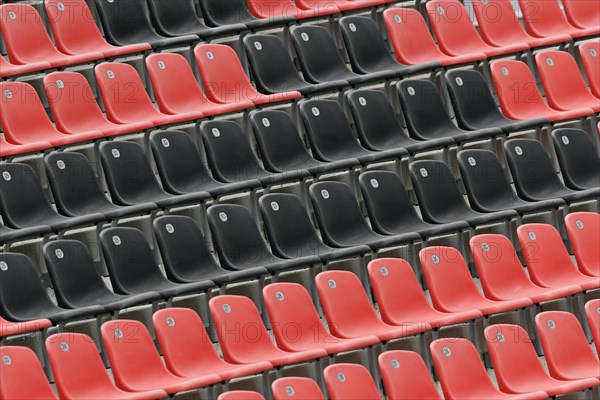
378 351 442 400
490 60 594 122
383 8 485 66
101 320 220 395
152 308 271 381
0 316 51 337
470 234 581 303
565 212 600 277
0 136 51 158
146 53 253 118
209 295 327 367
292 0 340 15
430 338 548 400
0 346 58 400
579 41 600 99
563 0 600 31
426 0 529 58
0 56 50 79
0 81 105 147
485 324 598 396
585 299 600 354
95 62 201 127
472 0 571 49
46 333 167 400
517 223 599 291
263 283 379 354
535 51 600 113
194 44 301 106
271 377 325 400
0 3 103 68
367 258 482 329
518 0 599 39
323 363 381 400
315 270 430 342
419 246 532 316
219 391 265 400
247 0 338 19
536 311 600 381
44 71 153 137
304 0 382 12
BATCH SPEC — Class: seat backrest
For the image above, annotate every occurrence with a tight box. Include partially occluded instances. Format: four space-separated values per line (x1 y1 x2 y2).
584 299 600 353
45 72 105 125
219 391 266 400
562 0 600 28
471 0 528 45
564 212 600 277
426 0 486 55
579 42 600 98
272 377 325 400
552 128 600 190
518 0 574 37
378 351 442 400
247 0 302 19
147 0 206 36
93 0 159 46
198 0 258 26
0 346 58 400
323 363 381 400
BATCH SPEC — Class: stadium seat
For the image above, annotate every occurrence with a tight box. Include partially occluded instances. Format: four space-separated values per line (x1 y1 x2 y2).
102 320 220 394
0 81 105 147
43 240 161 313
99 141 211 209
94 0 198 49
0 346 59 400
146 53 253 117
263 283 379 354
518 0 599 39
153 308 271 381
272 377 325 400
383 7 486 66
426 0 529 58
367 258 482 328
347 90 455 155
457 149 566 214
0 222 51 247
293 0 341 15
504 139 600 203
397 79 502 143
0 56 50 79
219 392 265 400
562 0 600 31
445 69 548 132
309 181 421 250
295 0 375 13
0 3 103 68
153 215 268 285
0 163 105 231
0 252 104 323
259 193 371 262
209 295 328 366
45 0 151 58
0 316 51 338
535 51 600 113
565 212 599 277
490 60 594 121
430 338 548 400
316 270 429 341
517 223 600 291
536 311 600 381
585 300 600 354
579 41 600 99
552 129 600 190
323 363 381 400
470 234 581 303
485 324 598 396
47 333 167 400
378 351 442 400
247 0 338 19
198 0 293 29
99 227 215 299
0 135 51 158
409 160 518 226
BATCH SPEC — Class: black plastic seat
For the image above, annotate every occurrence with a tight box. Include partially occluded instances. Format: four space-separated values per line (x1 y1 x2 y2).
409 160 518 226
99 141 211 209
0 223 51 246
207 204 319 273
0 163 104 232
148 0 246 39
45 152 156 221
43 240 161 313
457 149 565 214
94 0 198 48
339 16 439 78
309 181 421 250
299 99 407 165
198 120 310 186
198 0 292 30
445 69 548 133
99 227 214 300
347 89 454 155
358 171 469 238
149 130 258 198
551 128 600 190
243 34 348 95
249 109 359 176
397 79 502 143
259 193 371 262
153 215 268 285
0 253 104 324
504 139 600 203
290 25 391 86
